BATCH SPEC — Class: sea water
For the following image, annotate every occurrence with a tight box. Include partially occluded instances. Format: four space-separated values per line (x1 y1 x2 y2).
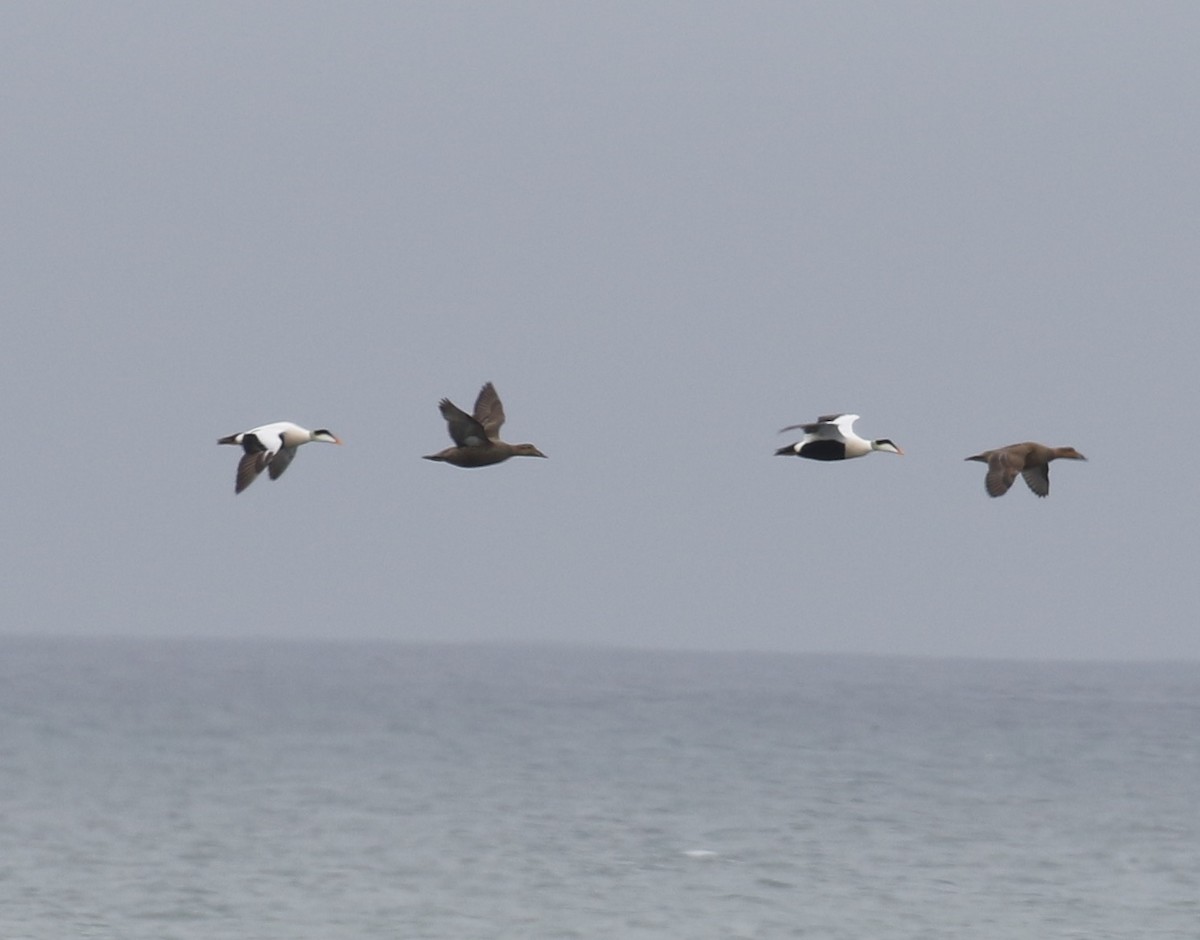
1 638 1198 939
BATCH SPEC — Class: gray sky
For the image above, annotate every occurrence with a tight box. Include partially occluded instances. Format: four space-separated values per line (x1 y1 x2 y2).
3 2 1197 660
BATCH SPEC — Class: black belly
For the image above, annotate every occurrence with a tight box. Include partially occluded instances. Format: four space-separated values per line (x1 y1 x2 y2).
798 440 847 461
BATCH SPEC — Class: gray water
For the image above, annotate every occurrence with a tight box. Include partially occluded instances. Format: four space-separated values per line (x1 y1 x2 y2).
1 639 1198 939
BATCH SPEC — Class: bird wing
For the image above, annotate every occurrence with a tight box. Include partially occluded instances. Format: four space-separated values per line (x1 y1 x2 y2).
777 415 844 436
985 451 1021 497
232 430 281 493
440 399 490 448
268 446 298 480
472 382 506 439
826 414 860 435
781 414 858 440
235 450 271 493
1021 464 1050 497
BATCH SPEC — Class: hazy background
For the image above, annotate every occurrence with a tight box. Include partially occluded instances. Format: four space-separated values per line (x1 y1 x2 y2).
3 2 1196 660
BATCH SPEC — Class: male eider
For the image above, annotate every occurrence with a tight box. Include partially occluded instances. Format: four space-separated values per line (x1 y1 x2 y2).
217 422 341 494
775 414 903 460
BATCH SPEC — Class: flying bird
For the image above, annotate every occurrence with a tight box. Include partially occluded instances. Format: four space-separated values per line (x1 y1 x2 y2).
965 442 1086 498
217 422 341 494
775 414 903 460
423 382 547 468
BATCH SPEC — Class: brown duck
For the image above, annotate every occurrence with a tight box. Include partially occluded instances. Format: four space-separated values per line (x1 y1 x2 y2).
965 442 1086 498
423 382 547 468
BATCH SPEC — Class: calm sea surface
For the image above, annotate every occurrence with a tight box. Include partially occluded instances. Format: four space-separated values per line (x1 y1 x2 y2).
1 638 1198 939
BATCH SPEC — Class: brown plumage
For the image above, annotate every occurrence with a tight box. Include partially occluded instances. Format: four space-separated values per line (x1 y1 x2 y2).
965 442 1086 498
423 382 547 468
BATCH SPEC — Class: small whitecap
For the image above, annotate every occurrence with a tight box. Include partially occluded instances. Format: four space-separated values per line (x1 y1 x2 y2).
682 849 718 859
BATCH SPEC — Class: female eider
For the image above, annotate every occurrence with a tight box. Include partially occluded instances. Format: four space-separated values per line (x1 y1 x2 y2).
424 382 546 468
965 442 1086 498
775 414 903 460
218 422 341 494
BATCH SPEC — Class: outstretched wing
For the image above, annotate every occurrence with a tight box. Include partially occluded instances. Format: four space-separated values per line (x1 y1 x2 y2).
235 451 271 493
440 398 490 448
1021 464 1050 497
234 437 269 494
268 446 298 480
472 382 506 440
778 414 856 440
985 451 1021 497
233 429 282 493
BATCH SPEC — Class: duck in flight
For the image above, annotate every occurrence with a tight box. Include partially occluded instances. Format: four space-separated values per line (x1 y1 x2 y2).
423 382 547 468
775 414 903 460
965 442 1086 498
218 422 341 493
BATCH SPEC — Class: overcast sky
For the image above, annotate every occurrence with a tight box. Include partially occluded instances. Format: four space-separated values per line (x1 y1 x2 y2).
3 2 1197 660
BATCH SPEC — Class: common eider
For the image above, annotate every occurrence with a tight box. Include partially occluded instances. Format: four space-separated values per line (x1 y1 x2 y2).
965 442 1086 498
217 422 341 494
775 414 903 461
423 383 547 468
